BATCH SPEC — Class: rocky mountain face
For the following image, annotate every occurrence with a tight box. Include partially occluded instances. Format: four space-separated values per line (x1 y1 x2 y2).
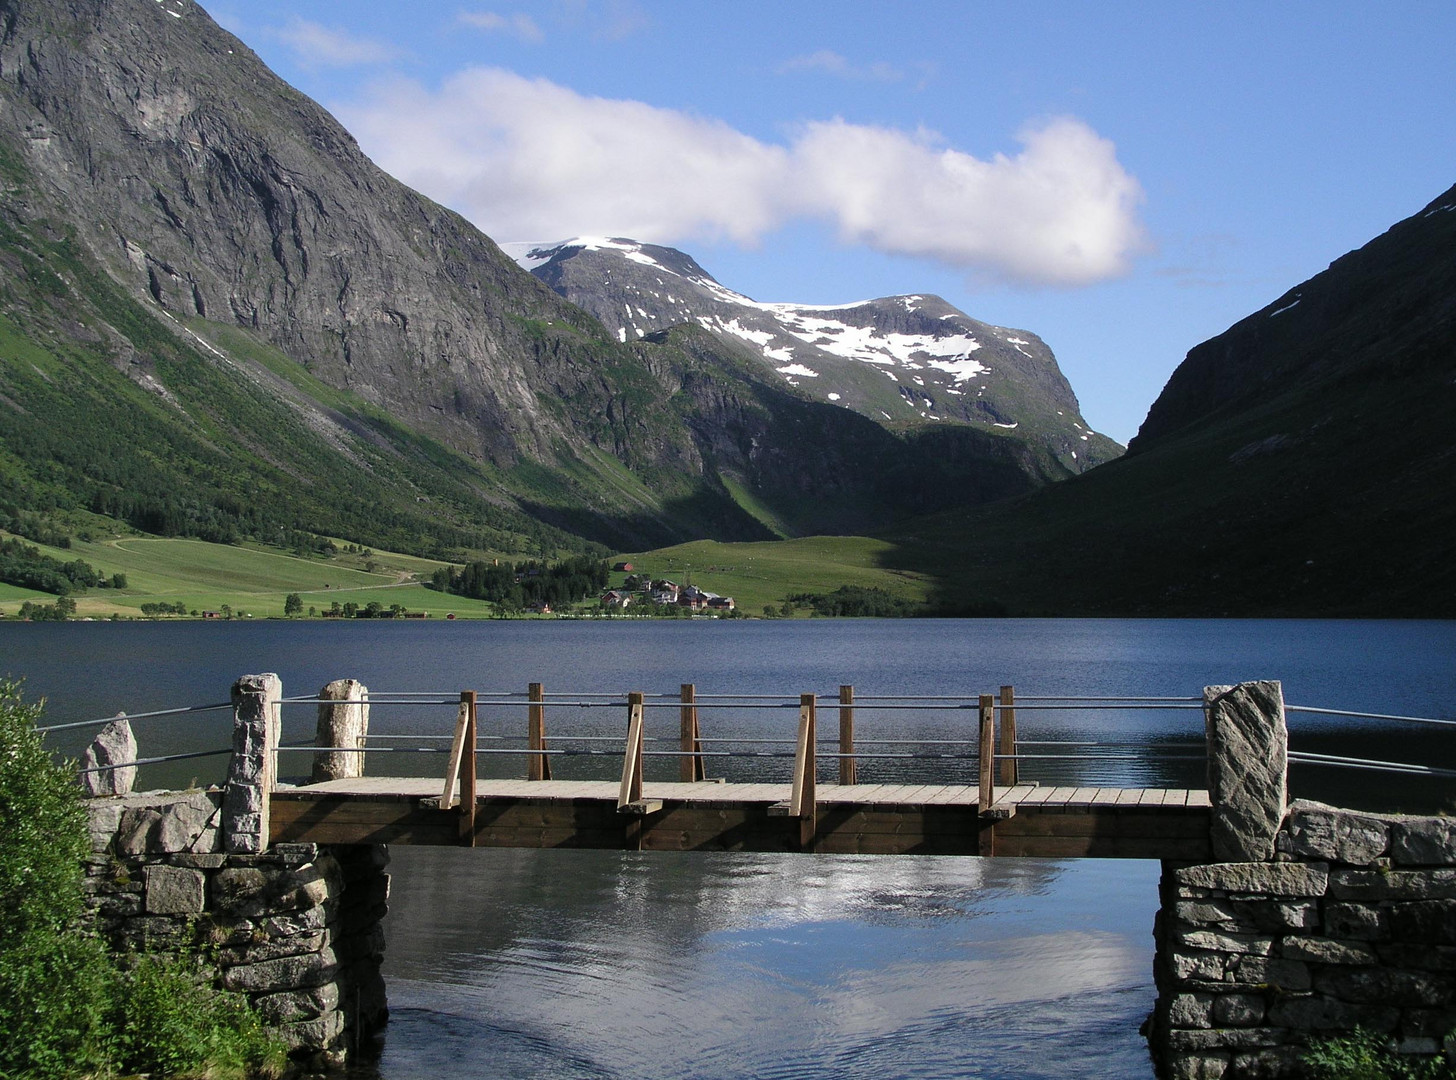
893 182 1456 616
1130 183 1456 452
508 237 1121 472
0 0 1115 554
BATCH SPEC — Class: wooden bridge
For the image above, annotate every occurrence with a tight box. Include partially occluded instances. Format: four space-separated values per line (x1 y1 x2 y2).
267 686 1216 860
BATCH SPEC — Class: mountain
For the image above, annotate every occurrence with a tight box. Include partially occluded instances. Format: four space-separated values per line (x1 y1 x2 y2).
881 183 1456 616
506 237 1121 472
0 0 1109 555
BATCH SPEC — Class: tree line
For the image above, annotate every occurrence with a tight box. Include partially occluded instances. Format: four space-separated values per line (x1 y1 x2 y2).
429 555 609 609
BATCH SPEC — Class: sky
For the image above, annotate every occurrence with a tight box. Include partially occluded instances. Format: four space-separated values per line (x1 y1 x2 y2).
203 1 1455 445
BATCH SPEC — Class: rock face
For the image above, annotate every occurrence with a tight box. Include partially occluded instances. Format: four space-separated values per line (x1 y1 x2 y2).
0 0 1113 551
509 238 1121 472
1204 682 1288 862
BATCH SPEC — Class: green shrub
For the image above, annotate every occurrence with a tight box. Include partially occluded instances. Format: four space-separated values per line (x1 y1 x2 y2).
0 679 114 1076
0 681 285 1078
1304 1028 1455 1080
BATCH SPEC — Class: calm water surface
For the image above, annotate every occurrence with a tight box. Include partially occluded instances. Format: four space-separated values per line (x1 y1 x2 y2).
3 619 1453 1078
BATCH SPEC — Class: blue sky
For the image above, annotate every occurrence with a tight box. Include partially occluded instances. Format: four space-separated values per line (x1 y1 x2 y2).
205 1 1454 444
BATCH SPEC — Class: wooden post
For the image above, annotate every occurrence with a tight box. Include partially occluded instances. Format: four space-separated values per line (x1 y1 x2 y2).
978 693 996 856
998 684 1018 787
680 683 705 782
441 700 468 808
459 691 477 846
618 691 646 810
790 694 817 849
838 685 856 785
528 682 551 781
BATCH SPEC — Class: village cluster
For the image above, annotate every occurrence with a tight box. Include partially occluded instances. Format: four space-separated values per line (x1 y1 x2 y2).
600 565 736 612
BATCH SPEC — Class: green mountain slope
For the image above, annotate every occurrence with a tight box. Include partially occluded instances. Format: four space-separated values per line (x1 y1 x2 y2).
0 0 1104 562
877 184 1456 617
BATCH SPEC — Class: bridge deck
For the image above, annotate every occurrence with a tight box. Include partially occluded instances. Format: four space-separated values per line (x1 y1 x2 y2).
271 779 1213 859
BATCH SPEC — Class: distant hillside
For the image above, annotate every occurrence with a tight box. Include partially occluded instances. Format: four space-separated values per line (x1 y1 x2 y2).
508 237 1121 471
881 183 1456 616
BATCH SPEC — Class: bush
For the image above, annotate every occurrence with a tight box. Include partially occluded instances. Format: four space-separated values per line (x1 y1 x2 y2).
0 679 113 1075
1304 1028 1455 1080
0 681 286 1078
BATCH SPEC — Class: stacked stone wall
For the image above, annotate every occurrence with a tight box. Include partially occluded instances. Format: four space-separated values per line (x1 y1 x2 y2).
82 790 388 1071
1151 800 1456 1079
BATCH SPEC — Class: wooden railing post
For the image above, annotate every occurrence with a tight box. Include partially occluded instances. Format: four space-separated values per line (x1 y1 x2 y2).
978 693 996 811
998 684 1018 787
528 682 551 781
618 691 646 810
791 693 817 848
459 690 477 846
680 683 705 782
838 685 856 785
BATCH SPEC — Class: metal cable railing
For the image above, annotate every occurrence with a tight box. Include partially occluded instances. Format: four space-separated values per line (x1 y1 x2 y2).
46 685 1452 791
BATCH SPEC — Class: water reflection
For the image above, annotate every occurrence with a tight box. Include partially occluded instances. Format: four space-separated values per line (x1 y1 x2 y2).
372 848 1160 1080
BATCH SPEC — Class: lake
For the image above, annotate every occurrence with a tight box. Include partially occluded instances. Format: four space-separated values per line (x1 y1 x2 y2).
3 618 1453 1078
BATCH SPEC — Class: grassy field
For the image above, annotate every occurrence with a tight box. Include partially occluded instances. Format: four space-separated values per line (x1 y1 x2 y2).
1 528 935 620
612 536 934 614
0 532 504 619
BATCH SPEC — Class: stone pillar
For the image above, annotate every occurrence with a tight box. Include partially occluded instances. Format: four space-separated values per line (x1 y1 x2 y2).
81 714 138 796
312 679 369 783
1204 681 1287 863
224 673 282 854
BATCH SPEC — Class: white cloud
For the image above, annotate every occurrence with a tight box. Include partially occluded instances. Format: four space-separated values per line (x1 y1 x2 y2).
458 11 545 43
270 17 403 67
339 69 1144 286
778 50 904 83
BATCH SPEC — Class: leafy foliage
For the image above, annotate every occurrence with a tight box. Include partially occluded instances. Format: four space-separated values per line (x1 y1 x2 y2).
0 682 285 1078
786 585 924 618
432 555 609 609
1304 1028 1455 1080
0 536 99 595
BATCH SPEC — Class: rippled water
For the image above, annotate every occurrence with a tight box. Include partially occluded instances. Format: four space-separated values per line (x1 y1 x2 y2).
4 618 1453 1079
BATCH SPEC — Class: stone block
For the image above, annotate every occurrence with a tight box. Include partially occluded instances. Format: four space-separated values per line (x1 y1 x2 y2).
1173 951 1229 982
1278 801 1388 866
1390 817 1456 866
1281 938 1379 965
1228 1047 1305 1079
1204 682 1287 863
220 946 338 993
1212 994 1266 1027
1237 900 1319 933
1325 903 1389 942
1265 993 1389 1032
116 808 162 855
260 906 331 937
155 792 221 853
1312 966 1454 1007
1401 1007 1456 1037
1179 930 1275 956
1376 943 1456 974
1330 869 1456 902
276 1008 346 1051
144 864 205 915
312 679 369 783
1163 1051 1230 1080
81 717 137 796
254 983 341 1025
1168 993 1216 1028
1388 900 1456 945
1166 1027 1287 1051
1176 862 1328 898
217 930 328 966
1231 956 1311 992
170 853 228 869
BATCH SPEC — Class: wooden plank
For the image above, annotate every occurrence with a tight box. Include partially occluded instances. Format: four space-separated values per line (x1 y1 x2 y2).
992 834 1214 860
1113 788 1143 806
996 809 1211 839
1186 789 1213 809
839 685 856 786
440 702 469 807
1015 785 1054 806
528 682 551 782
978 695 995 813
